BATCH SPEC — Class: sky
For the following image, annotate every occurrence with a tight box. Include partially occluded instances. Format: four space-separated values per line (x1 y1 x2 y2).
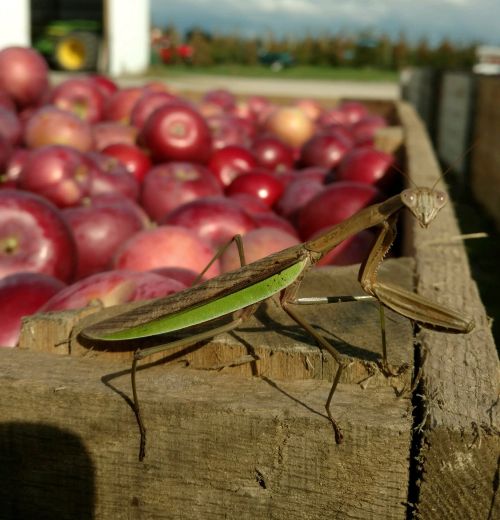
150 0 500 46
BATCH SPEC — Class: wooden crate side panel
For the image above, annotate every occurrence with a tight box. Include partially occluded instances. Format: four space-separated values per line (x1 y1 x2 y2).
397 101 500 519
471 76 500 230
436 72 475 175
0 348 412 520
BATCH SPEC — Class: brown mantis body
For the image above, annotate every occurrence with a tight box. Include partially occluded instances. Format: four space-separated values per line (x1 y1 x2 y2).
81 185 474 460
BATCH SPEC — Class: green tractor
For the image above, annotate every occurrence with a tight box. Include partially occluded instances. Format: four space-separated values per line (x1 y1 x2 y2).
33 20 102 72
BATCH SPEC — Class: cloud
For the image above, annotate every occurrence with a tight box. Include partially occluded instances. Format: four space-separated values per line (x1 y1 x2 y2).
151 0 500 45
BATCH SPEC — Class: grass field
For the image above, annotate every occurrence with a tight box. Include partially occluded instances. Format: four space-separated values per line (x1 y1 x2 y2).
147 64 399 82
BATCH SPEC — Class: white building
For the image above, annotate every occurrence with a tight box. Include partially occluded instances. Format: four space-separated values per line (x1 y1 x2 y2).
0 0 150 76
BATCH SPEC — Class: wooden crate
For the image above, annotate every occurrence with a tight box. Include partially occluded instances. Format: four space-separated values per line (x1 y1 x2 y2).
471 75 500 230
0 100 498 520
436 71 476 178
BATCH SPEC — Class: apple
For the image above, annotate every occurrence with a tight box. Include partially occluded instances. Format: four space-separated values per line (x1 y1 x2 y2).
207 145 257 186
84 151 140 201
351 115 388 144
294 98 323 121
0 89 16 111
252 136 295 171
0 46 49 108
265 106 315 148
317 108 351 127
130 90 178 129
206 114 252 150
62 201 146 279
225 170 285 207
275 177 324 223
104 86 144 123
101 143 152 183
337 101 369 124
49 77 106 123
88 192 150 227
0 189 76 281
161 196 257 247
220 227 299 273
227 193 272 215
24 106 94 152
140 102 213 163
40 270 186 312
113 225 220 279
245 95 274 124
0 135 12 177
0 107 22 146
252 212 299 238
0 272 66 347
202 88 236 112
150 266 201 287
2 147 28 185
316 229 376 267
299 133 351 169
89 74 118 97
141 161 222 222
92 121 138 151
333 148 396 191
297 182 382 240
18 145 91 207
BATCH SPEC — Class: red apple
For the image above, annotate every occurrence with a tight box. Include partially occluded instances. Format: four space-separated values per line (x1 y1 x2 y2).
294 98 323 121
220 227 299 273
113 225 220 278
3 147 29 184
297 182 382 240
141 161 222 221
0 46 49 108
252 212 299 238
228 193 272 215
206 114 252 150
252 136 295 171
92 121 138 151
275 177 324 223
0 272 66 347
351 115 388 144
265 107 315 148
49 77 106 123
0 136 12 178
84 151 140 200
316 229 376 267
207 145 257 186
88 193 150 226
18 145 91 207
337 101 369 124
0 107 22 146
161 196 257 247
226 170 285 207
40 270 186 312
104 87 144 123
130 90 178 129
24 106 94 152
150 266 201 287
299 133 351 169
101 143 152 183
202 88 236 112
140 103 212 163
89 74 118 97
0 189 76 281
334 148 395 191
0 89 16 111
63 202 146 279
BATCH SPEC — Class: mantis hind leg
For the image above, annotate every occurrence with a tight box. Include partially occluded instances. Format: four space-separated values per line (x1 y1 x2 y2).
281 291 348 444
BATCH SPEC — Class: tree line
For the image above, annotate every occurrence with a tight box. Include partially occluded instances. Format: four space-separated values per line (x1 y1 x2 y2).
159 24 477 70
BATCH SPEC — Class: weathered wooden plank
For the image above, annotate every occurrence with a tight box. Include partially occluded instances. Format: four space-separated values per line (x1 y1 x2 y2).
0 347 412 519
397 100 500 519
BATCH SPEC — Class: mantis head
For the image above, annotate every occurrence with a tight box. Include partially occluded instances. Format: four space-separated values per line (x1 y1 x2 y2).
401 188 448 228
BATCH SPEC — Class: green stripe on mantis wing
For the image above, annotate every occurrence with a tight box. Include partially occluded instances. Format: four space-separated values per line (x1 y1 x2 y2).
88 258 308 341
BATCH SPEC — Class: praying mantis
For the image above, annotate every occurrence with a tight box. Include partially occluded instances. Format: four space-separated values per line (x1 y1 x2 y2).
80 183 475 461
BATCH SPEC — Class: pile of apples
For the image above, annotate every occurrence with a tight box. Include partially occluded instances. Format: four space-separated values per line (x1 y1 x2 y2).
0 46 397 347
